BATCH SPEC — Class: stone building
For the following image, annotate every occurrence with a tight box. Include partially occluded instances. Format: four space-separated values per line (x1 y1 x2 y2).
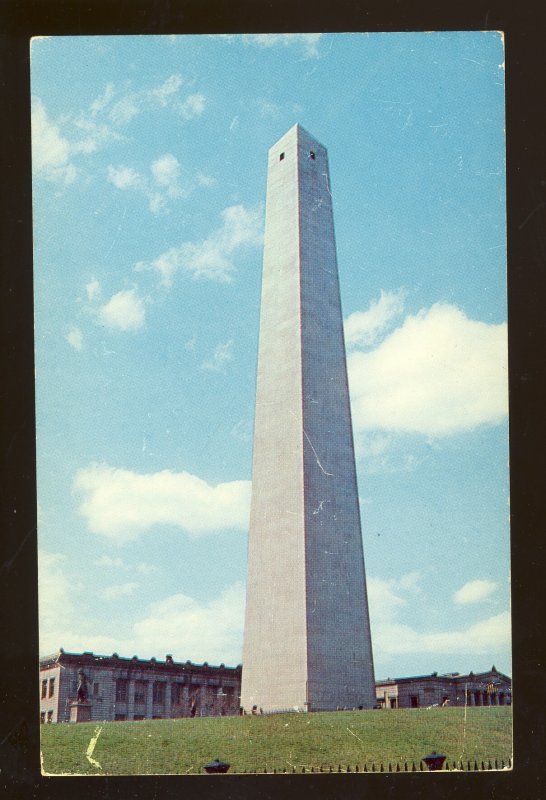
39 650 511 722
375 667 511 709
39 649 242 723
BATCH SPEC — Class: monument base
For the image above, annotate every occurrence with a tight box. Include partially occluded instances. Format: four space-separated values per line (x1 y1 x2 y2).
69 702 92 723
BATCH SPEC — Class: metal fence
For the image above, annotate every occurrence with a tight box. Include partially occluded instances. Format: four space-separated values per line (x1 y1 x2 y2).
228 758 512 774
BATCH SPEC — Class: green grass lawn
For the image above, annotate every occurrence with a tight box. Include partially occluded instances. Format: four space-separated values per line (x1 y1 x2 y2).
40 707 512 776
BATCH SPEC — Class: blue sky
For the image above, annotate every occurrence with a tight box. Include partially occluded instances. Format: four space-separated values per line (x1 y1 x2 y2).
32 32 509 680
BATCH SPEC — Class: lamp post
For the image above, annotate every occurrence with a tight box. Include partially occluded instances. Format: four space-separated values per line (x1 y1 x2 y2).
422 751 447 771
203 758 231 774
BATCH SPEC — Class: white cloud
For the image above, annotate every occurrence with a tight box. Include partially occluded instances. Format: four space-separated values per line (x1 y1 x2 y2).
176 93 206 120
107 164 143 190
133 582 245 665
31 98 76 185
354 432 421 474
38 552 71 636
73 463 251 542
66 327 83 351
72 114 123 153
90 82 115 116
107 154 186 214
201 340 234 372
151 153 180 189
98 288 145 332
150 154 184 205
135 204 263 286
147 74 184 106
347 303 508 437
258 100 281 119
93 554 157 576
103 75 202 127
93 555 124 569
345 290 405 348
454 579 497 605
243 33 322 58
86 279 101 302
109 95 140 125
136 562 157 576
101 582 139 600
39 564 244 665
197 173 216 188
368 575 511 659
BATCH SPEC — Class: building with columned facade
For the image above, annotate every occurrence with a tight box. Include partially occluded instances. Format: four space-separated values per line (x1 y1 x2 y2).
376 667 511 709
39 649 242 724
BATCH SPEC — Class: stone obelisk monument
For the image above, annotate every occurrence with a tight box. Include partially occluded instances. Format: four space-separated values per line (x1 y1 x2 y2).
241 125 375 712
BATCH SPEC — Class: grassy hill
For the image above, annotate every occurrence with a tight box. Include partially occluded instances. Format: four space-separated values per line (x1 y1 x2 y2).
40 707 512 776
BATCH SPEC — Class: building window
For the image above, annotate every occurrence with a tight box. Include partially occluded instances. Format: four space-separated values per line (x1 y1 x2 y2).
41 679 47 699
48 677 55 698
115 679 128 702
114 714 126 721
279 152 285 161
40 712 45 724
172 683 184 705
153 682 165 704
133 714 145 721
93 682 100 696
410 695 419 708
47 711 53 724
134 681 147 704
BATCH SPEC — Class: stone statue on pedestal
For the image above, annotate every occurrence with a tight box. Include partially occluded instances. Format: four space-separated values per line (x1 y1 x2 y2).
76 670 89 703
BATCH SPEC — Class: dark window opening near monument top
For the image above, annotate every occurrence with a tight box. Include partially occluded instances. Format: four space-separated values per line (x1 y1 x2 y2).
309 150 316 159
279 152 285 161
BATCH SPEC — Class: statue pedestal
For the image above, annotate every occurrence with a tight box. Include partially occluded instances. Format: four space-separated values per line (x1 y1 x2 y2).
69 702 92 723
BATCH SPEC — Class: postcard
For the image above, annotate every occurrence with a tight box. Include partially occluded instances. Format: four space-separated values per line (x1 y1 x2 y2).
32 32 510 775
